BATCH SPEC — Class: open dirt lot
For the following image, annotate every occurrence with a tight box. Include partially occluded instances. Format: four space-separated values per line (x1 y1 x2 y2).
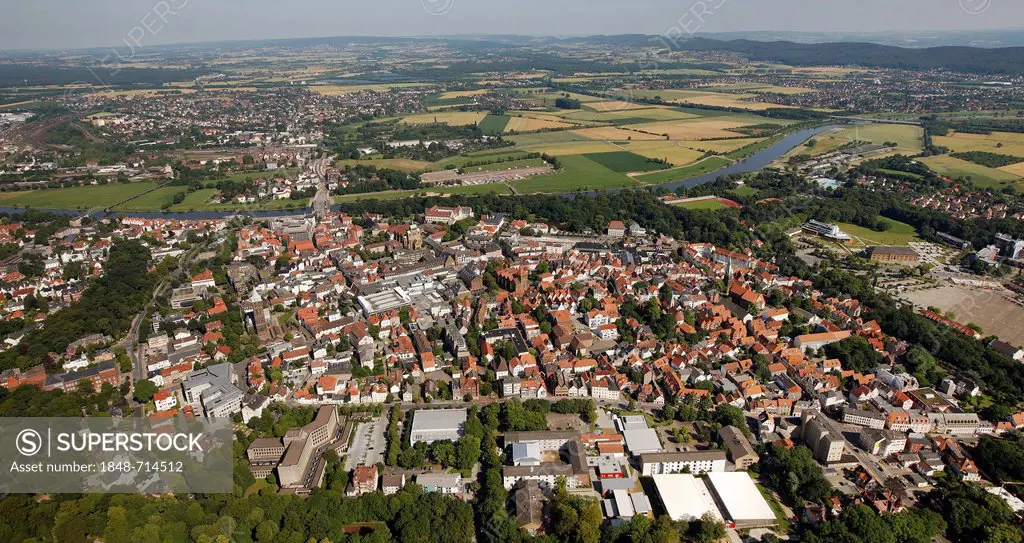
898 284 1024 340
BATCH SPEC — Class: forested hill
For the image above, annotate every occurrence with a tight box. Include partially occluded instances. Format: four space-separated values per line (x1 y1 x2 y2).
671 37 1024 75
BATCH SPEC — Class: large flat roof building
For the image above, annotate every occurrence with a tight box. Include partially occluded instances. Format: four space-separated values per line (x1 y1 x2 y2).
410 408 468 446
650 474 723 522
705 472 777 528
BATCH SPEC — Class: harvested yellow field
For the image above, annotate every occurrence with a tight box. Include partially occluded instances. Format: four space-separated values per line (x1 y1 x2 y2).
401 111 488 126
504 116 575 132
933 131 1024 158
518 141 621 155
573 127 666 141
585 100 643 112
618 141 706 166
308 83 423 95
440 90 487 99
684 138 766 153
827 124 924 151
562 107 698 122
0 100 34 109
998 162 1024 176
626 119 752 140
681 93 793 110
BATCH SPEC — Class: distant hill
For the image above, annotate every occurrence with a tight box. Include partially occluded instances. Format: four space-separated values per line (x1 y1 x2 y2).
671 37 1024 75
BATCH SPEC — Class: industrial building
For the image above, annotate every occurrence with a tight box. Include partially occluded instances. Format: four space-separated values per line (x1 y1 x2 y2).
409 408 468 445
705 472 778 528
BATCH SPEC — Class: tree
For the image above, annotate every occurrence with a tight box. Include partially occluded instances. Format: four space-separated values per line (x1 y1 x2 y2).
133 379 159 403
695 512 726 543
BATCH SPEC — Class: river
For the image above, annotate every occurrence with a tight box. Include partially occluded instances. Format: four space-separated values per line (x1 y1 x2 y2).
0 124 845 220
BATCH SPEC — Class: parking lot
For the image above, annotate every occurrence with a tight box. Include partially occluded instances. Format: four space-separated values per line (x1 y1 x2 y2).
344 414 389 471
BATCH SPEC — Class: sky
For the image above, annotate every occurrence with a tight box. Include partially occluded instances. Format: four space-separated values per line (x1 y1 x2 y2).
0 0 1021 50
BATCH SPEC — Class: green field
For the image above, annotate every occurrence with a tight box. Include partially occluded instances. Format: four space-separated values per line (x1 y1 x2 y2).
333 182 512 203
113 186 188 211
673 199 730 210
632 156 732 185
512 154 635 193
581 151 669 173
835 217 922 247
462 158 547 173
478 114 511 135
920 154 1022 189
729 186 759 197
0 182 160 209
430 150 533 170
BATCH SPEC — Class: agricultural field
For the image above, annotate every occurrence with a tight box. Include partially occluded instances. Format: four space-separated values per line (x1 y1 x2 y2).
307 83 425 95
461 158 547 173
401 111 488 126
834 217 922 247
503 115 576 132
430 150 534 170
560 107 697 123
573 126 666 141
439 90 487 99
0 182 160 210
477 114 511 135
632 157 733 185
920 154 1022 189
616 141 706 166
686 138 767 153
583 100 643 112
624 119 756 140
336 158 432 172
512 154 635 193
625 88 793 110
581 151 669 173
828 124 925 151
933 130 1024 158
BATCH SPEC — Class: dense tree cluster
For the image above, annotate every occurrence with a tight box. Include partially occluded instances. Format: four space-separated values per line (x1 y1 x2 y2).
0 239 159 371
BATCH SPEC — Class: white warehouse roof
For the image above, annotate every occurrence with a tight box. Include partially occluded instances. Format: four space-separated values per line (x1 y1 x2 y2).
705 472 776 522
651 474 722 522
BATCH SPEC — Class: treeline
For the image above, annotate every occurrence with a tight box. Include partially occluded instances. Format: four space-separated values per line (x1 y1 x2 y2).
0 64 208 88
0 239 159 371
923 115 1024 135
676 38 1024 75
951 150 1024 168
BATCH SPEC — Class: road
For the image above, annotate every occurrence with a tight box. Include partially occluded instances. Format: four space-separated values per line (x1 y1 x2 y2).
816 413 891 486
124 239 211 410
